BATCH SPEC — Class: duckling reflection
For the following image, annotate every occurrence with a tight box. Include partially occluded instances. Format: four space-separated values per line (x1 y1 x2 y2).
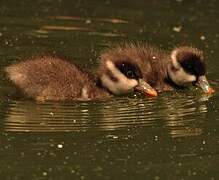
101 44 215 94
3 99 156 132
5 56 157 101
2 96 208 138
3 101 99 132
160 95 208 138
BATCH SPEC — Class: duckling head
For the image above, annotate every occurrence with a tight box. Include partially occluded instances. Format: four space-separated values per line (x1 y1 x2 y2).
168 46 215 94
99 59 157 97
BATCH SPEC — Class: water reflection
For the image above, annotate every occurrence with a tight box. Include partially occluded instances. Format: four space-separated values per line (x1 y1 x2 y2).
49 16 129 24
0 0 218 179
30 15 128 38
1 93 212 138
41 25 92 31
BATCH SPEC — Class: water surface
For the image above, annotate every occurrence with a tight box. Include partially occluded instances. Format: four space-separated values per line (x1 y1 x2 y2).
0 0 218 179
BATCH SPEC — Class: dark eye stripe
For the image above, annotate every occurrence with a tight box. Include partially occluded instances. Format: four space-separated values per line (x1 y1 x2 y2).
115 60 142 79
180 58 206 76
178 53 206 76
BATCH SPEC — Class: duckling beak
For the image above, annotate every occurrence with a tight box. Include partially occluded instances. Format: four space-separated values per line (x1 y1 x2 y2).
134 79 158 97
196 75 215 94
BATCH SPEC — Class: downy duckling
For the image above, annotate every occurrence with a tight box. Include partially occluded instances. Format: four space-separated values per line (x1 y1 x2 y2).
100 44 215 94
4 56 157 101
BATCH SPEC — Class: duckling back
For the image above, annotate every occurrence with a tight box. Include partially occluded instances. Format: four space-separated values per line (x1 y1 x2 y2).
5 56 110 101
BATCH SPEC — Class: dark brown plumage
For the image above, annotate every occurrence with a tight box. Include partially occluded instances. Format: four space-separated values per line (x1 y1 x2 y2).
99 43 172 92
174 46 205 76
4 43 213 101
5 56 110 101
99 43 213 93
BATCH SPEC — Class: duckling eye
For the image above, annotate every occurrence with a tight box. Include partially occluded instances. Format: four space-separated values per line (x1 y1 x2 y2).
126 70 135 78
187 65 193 71
115 61 142 79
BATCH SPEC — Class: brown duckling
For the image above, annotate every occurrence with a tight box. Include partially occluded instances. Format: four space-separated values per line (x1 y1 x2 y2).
100 44 215 94
5 56 157 101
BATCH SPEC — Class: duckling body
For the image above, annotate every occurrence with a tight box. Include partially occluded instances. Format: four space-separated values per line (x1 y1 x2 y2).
5 43 214 101
100 43 214 94
5 55 156 101
5 56 110 101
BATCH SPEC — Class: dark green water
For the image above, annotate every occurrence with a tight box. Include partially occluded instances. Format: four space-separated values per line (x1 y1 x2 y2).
0 0 218 179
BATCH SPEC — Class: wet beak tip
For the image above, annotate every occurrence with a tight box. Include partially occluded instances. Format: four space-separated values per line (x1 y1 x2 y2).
146 90 158 97
207 88 215 94
135 79 158 97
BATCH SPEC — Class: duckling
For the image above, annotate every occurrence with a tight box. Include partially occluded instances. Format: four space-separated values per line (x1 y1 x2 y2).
100 44 215 94
4 55 157 101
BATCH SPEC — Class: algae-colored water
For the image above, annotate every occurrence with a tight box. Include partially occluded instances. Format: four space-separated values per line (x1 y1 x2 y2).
0 0 218 179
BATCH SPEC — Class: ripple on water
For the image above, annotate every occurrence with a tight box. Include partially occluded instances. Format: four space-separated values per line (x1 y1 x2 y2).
0 94 212 137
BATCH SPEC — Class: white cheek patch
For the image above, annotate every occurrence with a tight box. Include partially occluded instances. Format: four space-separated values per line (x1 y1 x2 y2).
101 61 138 95
171 49 181 69
170 67 196 86
170 49 196 86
